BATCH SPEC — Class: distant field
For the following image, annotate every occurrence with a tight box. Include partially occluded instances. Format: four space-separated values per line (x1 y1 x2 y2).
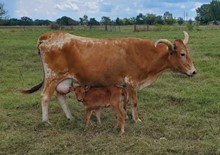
0 26 220 154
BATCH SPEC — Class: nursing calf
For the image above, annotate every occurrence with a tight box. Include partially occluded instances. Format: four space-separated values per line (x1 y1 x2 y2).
72 85 128 135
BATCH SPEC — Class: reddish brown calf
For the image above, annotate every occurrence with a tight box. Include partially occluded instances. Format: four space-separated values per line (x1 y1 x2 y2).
72 85 128 135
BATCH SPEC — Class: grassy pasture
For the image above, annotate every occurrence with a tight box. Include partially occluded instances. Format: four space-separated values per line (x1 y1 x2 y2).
0 26 220 155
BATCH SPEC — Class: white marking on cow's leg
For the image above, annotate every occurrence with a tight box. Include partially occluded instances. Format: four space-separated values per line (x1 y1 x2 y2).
131 107 142 122
127 85 142 122
41 95 50 123
41 81 56 123
57 93 73 120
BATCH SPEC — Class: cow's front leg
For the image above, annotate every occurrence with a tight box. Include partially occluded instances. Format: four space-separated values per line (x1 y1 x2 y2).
128 86 141 122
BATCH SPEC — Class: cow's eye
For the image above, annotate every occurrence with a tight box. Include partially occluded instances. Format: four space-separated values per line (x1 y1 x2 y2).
181 53 186 57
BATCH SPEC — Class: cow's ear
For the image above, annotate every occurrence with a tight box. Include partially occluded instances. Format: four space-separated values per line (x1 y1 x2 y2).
173 43 177 50
169 43 177 55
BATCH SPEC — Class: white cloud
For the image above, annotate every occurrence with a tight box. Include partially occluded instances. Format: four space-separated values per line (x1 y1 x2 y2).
55 0 79 11
14 0 103 20
191 2 203 12
15 10 28 17
13 0 212 21
85 2 99 12
15 0 59 19
163 2 185 9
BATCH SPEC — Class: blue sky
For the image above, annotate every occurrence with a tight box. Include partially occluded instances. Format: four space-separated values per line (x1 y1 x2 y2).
1 0 212 21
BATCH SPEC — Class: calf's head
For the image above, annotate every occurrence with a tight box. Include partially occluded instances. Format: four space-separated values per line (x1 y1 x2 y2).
71 86 90 102
155 31 196 77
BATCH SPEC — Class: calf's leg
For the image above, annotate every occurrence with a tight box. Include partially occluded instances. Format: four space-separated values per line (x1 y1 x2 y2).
122 88 129 119
112 101 125 135
85 108 92 128
95 108 101 125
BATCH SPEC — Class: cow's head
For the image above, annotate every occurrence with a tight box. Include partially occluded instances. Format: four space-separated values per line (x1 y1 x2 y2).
71 86 90 102
155 31 196 77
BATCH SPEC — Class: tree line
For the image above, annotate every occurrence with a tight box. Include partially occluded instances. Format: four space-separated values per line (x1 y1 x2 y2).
0 0 220 27
0 12 185 27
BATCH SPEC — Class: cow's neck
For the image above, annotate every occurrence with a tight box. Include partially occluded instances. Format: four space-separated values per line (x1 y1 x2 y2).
137 48 170 90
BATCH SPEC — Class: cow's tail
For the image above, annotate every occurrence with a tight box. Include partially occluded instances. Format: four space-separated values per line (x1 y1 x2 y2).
21 81 43 94
21 38 45 95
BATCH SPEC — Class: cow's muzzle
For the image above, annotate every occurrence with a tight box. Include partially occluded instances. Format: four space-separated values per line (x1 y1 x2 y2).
187 70 196 77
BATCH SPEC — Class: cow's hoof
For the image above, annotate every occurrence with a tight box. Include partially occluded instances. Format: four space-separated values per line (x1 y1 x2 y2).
42 121 52 126
134 118 142 123
67 117 73 121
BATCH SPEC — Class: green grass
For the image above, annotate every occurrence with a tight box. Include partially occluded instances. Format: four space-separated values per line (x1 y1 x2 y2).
1 26 220 155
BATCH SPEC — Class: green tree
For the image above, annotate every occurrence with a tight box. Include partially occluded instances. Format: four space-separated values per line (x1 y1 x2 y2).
155 15 164 25
163 11 176 25
136 13 145 24
34 19 51 26
177 17 184 25
79 15 89 26
115 17 123 25
196 4 212 24
196 0 220 24
210 0 220 23
8 18 21 26
88 18 99 26
57 16 77 26
20 16 33 25
145 13 157 25
0 3 7 18
122 18 133 25
101 16 111 31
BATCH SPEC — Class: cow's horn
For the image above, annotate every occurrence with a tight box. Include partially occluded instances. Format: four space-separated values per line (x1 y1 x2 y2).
183 31 189 45
154 39 174 51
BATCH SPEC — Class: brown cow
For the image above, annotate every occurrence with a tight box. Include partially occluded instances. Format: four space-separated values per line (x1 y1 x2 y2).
22 31 196 123
72 85 128 134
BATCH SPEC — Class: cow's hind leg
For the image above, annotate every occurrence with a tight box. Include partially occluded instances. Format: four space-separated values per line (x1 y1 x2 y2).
41 81 57 123
57 93 73 120
128 86 141 122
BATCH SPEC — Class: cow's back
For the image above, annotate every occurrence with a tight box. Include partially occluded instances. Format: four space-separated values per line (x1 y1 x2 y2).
38 32 155 86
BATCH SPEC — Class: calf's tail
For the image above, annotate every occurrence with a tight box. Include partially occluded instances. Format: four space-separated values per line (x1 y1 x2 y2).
21 81 43 94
